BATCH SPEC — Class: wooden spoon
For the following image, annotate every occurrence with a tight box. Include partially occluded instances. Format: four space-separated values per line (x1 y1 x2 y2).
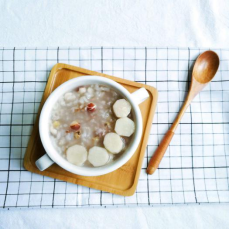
146 50 220 175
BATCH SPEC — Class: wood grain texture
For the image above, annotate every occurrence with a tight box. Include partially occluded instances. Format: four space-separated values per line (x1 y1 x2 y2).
146 50 219 175
146 130 174 175
24 63 158 196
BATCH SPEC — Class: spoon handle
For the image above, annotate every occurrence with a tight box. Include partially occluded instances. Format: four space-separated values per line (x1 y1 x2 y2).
146 50 219 175
146 130 174 175
146 99 190 175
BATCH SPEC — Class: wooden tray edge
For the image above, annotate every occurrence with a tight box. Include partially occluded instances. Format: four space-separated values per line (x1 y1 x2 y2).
24 63 158 196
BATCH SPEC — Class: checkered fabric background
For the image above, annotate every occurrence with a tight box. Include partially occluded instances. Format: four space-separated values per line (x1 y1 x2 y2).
0 47 229 208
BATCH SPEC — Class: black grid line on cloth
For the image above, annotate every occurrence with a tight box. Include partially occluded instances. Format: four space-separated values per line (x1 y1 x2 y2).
178 47 186 204
207 49 220 203
166 47 173 204
134 47 139 206
51 47 59 208
145 47 150 205
15 48 26 208
156 47 162 205
100 46 103 206
188 48 197 203
0 47 229 208
39 48 49 208
62 48 71 208
198 89 210 203
220 49 229 190
3 48 15 208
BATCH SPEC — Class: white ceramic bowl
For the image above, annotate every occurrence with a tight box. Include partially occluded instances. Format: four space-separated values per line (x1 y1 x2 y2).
36 76 149 176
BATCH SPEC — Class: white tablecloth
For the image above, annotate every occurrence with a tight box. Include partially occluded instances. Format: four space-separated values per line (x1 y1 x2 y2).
0 0 228 229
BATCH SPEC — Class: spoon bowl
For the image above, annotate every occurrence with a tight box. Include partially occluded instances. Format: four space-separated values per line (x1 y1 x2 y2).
193 51 219 84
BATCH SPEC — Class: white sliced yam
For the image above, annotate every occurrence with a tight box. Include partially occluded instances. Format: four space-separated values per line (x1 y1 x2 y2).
115 117 135 137
103 132 123 154
88 146 109 167
113 99 131 118
66 145 87 166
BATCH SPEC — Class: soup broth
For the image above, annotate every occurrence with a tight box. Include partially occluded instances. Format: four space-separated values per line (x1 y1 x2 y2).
49 84 135 167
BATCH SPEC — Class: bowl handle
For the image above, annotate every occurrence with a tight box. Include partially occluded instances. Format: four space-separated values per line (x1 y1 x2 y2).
131 88 149 105
35 154 54 171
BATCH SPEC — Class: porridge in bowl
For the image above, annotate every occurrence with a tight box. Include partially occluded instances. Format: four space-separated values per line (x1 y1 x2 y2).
49 84 135 167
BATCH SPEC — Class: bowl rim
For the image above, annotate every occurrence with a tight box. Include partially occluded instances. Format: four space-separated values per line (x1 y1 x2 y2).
39 76 143 176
